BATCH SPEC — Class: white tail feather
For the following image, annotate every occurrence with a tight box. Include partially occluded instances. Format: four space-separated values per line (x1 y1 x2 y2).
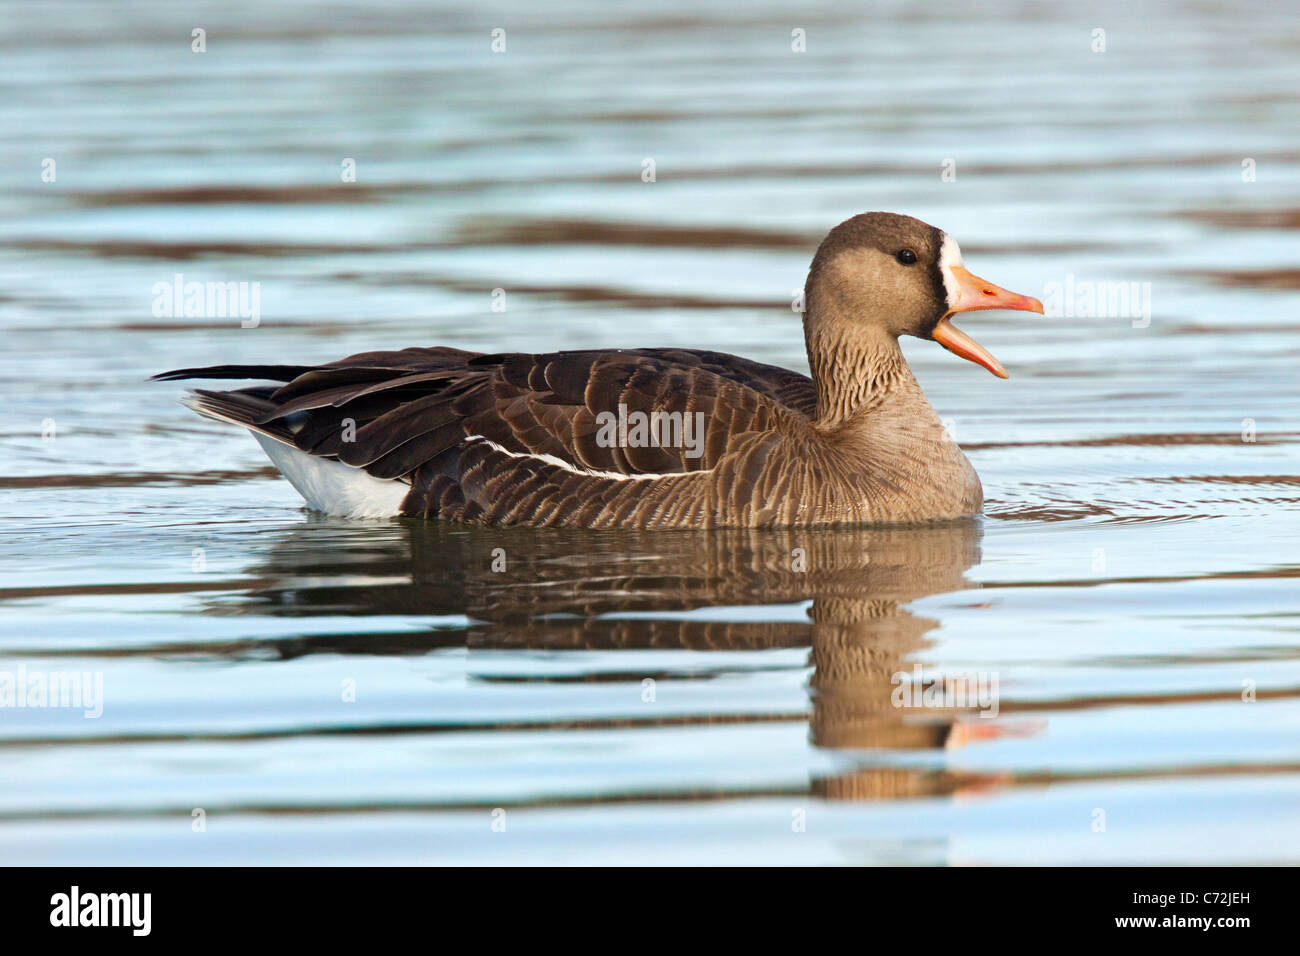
251 434 409 518
182 394 409 518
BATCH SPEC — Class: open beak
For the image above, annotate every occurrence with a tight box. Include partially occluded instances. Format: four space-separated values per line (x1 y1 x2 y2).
932 266 1043 378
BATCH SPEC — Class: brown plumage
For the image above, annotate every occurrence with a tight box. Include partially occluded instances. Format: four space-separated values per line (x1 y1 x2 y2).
155 212 1042 527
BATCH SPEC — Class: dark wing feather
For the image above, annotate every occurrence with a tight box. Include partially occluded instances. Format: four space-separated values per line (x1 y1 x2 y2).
151 364 315 383
157 347 815 495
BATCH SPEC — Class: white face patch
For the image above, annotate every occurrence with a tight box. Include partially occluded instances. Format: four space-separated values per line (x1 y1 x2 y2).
938 233 964 310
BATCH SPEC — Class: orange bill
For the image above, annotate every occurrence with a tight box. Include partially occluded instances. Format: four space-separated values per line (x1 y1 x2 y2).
933 265 1044 378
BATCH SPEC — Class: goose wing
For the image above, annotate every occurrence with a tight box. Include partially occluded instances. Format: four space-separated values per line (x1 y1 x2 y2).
156 346 815 483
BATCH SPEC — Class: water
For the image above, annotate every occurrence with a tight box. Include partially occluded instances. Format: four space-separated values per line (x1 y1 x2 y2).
2 0 1298 864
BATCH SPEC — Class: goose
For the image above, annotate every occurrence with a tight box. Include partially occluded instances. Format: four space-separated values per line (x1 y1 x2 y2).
155 212 1042 527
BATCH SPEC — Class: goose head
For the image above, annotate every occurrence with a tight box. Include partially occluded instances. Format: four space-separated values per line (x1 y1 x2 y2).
804 212 1043 378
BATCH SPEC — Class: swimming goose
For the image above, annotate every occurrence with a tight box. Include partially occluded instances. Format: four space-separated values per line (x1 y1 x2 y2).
155 212 1042 527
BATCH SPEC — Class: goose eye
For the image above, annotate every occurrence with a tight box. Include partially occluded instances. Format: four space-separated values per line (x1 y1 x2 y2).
896 249 918 265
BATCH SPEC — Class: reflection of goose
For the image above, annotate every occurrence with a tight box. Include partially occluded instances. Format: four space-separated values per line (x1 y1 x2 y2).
156 213 1041 526
231 520 1015 800
809 598 985 801
239 520 976 623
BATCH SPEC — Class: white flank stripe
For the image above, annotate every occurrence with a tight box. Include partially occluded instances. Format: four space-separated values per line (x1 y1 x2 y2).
466 435 706 482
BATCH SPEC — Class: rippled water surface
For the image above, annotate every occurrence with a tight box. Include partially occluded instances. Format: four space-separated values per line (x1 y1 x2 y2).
2 0 1299 864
